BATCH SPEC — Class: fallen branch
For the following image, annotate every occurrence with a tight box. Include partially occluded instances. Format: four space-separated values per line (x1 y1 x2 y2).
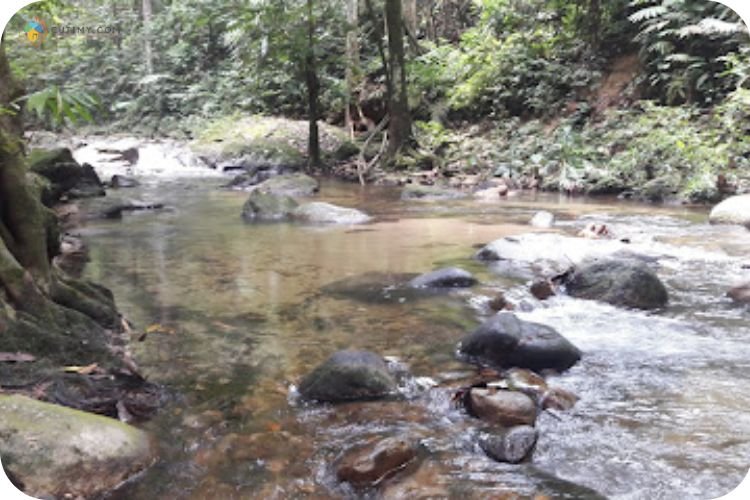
357 116 389 185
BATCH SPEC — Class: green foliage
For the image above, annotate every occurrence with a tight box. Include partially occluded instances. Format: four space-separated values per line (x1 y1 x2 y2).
410 0 604 119
629 0 750 105
23 86 99 127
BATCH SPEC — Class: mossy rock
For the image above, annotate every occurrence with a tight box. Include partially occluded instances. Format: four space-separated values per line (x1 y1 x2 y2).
190 115 348 169
0 395 156 498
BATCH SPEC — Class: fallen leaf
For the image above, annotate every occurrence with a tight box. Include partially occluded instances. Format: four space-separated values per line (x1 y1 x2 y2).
63 363 99 375
266 422 282 432
0 352 36 363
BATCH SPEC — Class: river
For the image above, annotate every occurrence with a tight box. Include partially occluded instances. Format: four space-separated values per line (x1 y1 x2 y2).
74 175 749 499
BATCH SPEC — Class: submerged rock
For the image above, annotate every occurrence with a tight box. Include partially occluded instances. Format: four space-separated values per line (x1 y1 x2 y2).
459 312 581 372
401 184 465 201
709 194 750 228
255 172 319 196
292 202 372 225
241 191 298 222
563 259 668 310
530 211 555 228
0 395 155 499
469 388 537 426
298 350 396 403
479 425 538 464
336 435 417 486
82 197 165 220
408 267 477 289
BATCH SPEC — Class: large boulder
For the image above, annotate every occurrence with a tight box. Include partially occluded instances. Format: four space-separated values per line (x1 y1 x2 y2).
255 172 319 196
28 148 105 204
709 194 750 228
241 191 298 222
298 350 396 402
0 395 156 498
292 202 372 225
408 267 477 288
563 259 668 310
401 184 465 201
336 435 417 486
459 312 581 372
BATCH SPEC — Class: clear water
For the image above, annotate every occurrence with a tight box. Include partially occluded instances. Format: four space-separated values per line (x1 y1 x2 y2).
79 178 750 499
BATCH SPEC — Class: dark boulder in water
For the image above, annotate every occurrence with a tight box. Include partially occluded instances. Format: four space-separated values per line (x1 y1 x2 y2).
563 259 668 310
479 425 538 464
408 267 477 289
460 312 581 372
298 350 396 403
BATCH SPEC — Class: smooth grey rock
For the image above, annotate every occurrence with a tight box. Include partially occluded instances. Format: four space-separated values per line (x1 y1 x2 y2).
709 194 750 228
469 389 537 426
293 202 372 225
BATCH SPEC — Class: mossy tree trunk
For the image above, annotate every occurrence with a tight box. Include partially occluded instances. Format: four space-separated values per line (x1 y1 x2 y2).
0 41 119 367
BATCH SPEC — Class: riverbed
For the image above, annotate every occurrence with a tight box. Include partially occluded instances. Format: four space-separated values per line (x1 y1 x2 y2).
76 176 749 499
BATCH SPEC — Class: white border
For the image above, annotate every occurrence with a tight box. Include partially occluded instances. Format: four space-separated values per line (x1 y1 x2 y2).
1 0 749 499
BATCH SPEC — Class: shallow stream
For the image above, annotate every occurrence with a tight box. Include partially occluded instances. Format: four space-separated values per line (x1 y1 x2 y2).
77 177 750 499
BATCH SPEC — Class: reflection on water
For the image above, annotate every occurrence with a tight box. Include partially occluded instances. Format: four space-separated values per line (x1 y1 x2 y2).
81 179 750 499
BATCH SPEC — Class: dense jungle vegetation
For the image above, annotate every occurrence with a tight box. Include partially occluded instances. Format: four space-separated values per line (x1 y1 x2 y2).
4 0 750 201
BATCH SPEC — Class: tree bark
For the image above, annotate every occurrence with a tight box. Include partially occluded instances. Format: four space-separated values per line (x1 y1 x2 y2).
142 0 154 74
403 0 417 36
305 0 321 169
385 0 411 157
345 0 360 138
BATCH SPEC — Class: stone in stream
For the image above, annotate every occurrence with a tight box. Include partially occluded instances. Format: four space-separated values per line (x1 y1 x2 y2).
479 425 538 464
468 388 538 426
241 190 298 222
110 174 140 188
488 292 515 311
563 259 668 310
336 435 418 486
408 267 477 289
82 197 165 220
728 283 750 304
0 395 156 499
254 172 319 196
400 184 465 201
292 202 372 225
298 350 396 403
459 312 582 372
709 194 750 228
530 210 555 228
530 279 555 300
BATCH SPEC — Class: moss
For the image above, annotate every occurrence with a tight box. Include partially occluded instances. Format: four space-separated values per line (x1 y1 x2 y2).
190 114 348 168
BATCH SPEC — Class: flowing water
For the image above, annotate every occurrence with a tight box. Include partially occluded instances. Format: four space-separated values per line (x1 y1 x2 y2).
76 176 750 499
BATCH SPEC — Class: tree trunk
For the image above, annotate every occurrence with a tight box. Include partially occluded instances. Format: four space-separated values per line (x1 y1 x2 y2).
345 0 360 138
305 0 321 169
385 0 411 157
142 0 154 74
403 0 417 36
